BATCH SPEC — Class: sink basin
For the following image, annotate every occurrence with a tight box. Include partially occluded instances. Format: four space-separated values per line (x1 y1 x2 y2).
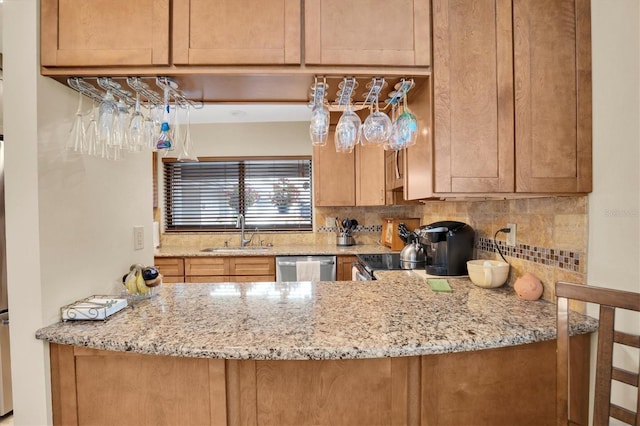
200 247 271 252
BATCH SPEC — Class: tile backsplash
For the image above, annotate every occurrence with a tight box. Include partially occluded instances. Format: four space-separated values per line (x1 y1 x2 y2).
159 196 588 301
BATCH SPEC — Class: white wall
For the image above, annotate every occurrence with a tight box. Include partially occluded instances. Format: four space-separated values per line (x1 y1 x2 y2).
588 0 640 421
3 1 154 424
162 121 312 158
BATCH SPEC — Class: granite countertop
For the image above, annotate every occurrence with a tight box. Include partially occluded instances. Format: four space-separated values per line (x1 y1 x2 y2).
155 243 395 257
35 271 597 360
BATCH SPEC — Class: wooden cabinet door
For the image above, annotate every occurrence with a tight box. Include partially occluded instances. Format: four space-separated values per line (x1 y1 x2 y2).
337 256 358 281
513 0 592 193
41 0 169 66
186 276 230 283
173 0 301 65
355 145 386 206
229 257 275 276
313 132 356 207
305 0 431 67
185 257 229 276
404 80 435 200
432 0 515 193
386 150 405 191
154 257 185 277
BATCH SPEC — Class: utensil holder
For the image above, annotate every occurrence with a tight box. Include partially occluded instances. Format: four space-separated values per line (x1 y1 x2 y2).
336 234 355 246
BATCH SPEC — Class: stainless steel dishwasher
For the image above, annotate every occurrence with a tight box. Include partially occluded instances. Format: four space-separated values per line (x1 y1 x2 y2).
276 256 336 282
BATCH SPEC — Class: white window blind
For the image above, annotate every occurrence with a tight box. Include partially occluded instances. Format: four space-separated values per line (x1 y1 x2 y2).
163 157 312 231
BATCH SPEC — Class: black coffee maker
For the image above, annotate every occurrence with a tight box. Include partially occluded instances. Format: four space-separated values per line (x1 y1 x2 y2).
419 221 475 276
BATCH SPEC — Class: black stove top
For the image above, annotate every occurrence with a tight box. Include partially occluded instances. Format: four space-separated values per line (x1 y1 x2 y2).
356 253 403 274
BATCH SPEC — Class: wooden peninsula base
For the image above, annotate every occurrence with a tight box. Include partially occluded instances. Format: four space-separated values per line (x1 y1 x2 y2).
49 336 590 426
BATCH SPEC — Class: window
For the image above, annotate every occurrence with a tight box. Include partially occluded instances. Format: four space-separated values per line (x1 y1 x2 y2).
163 157 312 232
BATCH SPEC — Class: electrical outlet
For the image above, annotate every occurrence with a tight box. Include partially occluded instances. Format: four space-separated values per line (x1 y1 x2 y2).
133 226 144 250
325 216 336 228
506 223 517 247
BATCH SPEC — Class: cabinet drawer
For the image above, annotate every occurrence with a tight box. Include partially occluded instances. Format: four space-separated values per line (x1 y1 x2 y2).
154 257 185 276
229 257 275 276
232 275 276 283
186 276 230 283
162 275 185 284
185 258 229 276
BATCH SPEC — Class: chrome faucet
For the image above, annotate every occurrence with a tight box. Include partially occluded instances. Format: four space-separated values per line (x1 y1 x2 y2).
236 214 254 247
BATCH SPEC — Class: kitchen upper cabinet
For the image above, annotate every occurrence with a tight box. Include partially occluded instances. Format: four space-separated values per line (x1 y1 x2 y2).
304 0 431 67
431 0 591 194
40 0 170 67
313 133 386 207
313 131 355 207
385 150 405 191
404 80 435 200
172 0 301 65
432 0 514 193
513 0 592 193
356 145 386 206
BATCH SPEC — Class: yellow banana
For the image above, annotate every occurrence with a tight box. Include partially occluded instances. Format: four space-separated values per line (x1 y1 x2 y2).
136 271 149 295
125 272 138 295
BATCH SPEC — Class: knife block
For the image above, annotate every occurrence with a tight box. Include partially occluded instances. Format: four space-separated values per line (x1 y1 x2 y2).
381 218 421 251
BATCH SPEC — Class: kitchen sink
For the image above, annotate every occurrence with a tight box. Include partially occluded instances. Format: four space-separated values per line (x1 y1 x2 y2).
200 247 272 252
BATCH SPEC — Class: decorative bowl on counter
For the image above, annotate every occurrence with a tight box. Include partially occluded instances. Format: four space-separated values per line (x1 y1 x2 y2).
467 260 510 288
123 278 162 301
122 264 163 300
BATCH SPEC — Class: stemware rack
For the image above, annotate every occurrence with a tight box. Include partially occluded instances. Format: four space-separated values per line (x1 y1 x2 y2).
308 76 415 113
66 76 203 109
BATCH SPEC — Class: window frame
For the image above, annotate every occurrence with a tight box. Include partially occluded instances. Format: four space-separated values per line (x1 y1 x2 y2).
162 156 313 233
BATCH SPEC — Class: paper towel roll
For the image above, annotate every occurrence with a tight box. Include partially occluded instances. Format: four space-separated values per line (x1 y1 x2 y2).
153 221 160 248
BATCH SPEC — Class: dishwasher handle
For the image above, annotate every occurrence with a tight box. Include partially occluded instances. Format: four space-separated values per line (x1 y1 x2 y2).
276 260 335 267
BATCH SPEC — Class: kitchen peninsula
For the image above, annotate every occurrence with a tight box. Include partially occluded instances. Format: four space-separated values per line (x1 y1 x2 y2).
36 273 596 426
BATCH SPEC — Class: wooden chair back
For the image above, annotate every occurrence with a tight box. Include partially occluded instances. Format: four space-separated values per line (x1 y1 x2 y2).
556 281 640 426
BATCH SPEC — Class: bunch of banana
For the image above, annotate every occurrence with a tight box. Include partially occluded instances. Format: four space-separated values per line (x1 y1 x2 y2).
123 264 162 296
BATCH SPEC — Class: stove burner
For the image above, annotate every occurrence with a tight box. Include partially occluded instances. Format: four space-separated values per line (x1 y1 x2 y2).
356 253 403 274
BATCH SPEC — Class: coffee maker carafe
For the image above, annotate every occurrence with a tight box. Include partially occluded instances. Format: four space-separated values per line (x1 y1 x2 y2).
419 221 474 276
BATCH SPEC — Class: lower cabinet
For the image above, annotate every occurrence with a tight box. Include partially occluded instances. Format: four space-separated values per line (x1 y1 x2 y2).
154 257 185 283
157 255 358 282
337 255 358 281
184 256 275 283
49 335 590 425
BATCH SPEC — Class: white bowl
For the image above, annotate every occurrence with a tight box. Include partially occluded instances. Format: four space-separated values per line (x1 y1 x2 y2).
467 260 510 288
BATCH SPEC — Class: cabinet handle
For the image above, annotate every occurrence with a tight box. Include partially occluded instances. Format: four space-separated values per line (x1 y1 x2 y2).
394 151 401 179
277 261 335 267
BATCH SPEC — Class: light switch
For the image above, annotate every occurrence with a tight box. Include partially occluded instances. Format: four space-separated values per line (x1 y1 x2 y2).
133 226 144 250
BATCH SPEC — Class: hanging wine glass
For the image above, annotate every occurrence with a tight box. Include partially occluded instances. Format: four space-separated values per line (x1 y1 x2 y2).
114 97 131 150
362 96 392 146
334 103 361 153
395 93 418 148
128 92 145 152
156 86 173 150
85 102 100 157
309 103 330 146
98 89 118 147
143 101 158 151
65 90 86 153
177 104 199 162
385 104 403 152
